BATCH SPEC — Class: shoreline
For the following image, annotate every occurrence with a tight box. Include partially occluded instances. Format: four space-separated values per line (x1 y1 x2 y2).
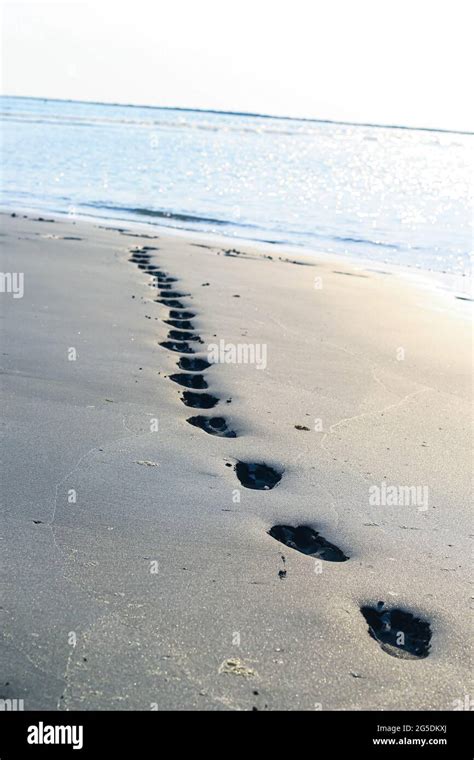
0 211 471 710
3 206 472 304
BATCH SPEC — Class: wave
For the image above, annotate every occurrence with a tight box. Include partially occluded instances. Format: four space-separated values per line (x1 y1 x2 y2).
83 200 404 252
84 201 239 227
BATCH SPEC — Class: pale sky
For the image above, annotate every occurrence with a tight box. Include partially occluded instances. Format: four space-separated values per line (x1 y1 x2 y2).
1 0 472 131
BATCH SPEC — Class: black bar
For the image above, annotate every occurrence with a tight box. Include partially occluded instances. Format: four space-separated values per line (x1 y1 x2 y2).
0 710 471 757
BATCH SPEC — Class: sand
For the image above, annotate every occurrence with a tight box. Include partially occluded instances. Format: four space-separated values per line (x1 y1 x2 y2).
0 212 471 710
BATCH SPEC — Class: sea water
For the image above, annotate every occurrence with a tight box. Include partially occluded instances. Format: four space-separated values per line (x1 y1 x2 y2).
1 96 471 276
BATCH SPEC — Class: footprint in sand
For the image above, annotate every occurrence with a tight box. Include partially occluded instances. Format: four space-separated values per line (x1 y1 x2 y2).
187 416 237 438
234 461 282 490
169 373 208 389
160 340 195 354
361 602 431 659
160 290 189 299
167 330 203 343
268 524 348 562
178 357 211 372
156 298 186 308
165 319 195 330
181 391 219 409
333 270 368 278
170 310 195 320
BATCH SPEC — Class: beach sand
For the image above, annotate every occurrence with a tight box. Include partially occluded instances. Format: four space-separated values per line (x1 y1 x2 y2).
0 212 471 710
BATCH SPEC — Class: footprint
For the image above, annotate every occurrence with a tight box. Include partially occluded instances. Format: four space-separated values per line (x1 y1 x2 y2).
159 341 194 354
278 257 315 266
168 330 203 343
268 525 348 561
162 291 189 299
333 270 368 278
170 310 195 320
156 299 185 308
224 249 243 257
178 357 211 372
361 602 431 660
122 232 159 239
181 392 219 409
165 319 195 330
187 416 237 437
169 373 208 389
235 461 282 490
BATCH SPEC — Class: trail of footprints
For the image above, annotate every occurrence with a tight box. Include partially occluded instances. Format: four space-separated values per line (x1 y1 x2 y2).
129 246 238 437
128 245 432 663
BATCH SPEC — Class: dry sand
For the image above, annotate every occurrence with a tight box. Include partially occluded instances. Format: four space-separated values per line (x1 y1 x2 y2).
0 212 471 710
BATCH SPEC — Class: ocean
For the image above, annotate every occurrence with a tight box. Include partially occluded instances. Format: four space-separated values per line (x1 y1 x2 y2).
1 96 472 276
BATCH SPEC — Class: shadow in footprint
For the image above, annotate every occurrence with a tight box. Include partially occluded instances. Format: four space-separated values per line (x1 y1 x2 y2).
235 461 282 490
178 357 211 372
168 330 203 343
165 319 195 330
361 602 431 660
268 525 348 562
160 341 194 354
170 310 195 320
187 416 237 438
163 291 189 299
156 299 185 308
181 392 219 409
169 373 208 389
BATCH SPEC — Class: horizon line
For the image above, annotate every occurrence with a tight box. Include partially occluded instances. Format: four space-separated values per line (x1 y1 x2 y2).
1 93 472 136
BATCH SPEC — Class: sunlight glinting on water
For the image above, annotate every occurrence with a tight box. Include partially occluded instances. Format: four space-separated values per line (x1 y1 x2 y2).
1 97 472 275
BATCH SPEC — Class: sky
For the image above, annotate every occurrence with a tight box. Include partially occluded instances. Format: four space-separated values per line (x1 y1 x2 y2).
1 0 472 132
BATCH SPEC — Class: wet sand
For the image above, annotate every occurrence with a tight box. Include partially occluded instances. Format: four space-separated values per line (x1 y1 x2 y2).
0 212 471 710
